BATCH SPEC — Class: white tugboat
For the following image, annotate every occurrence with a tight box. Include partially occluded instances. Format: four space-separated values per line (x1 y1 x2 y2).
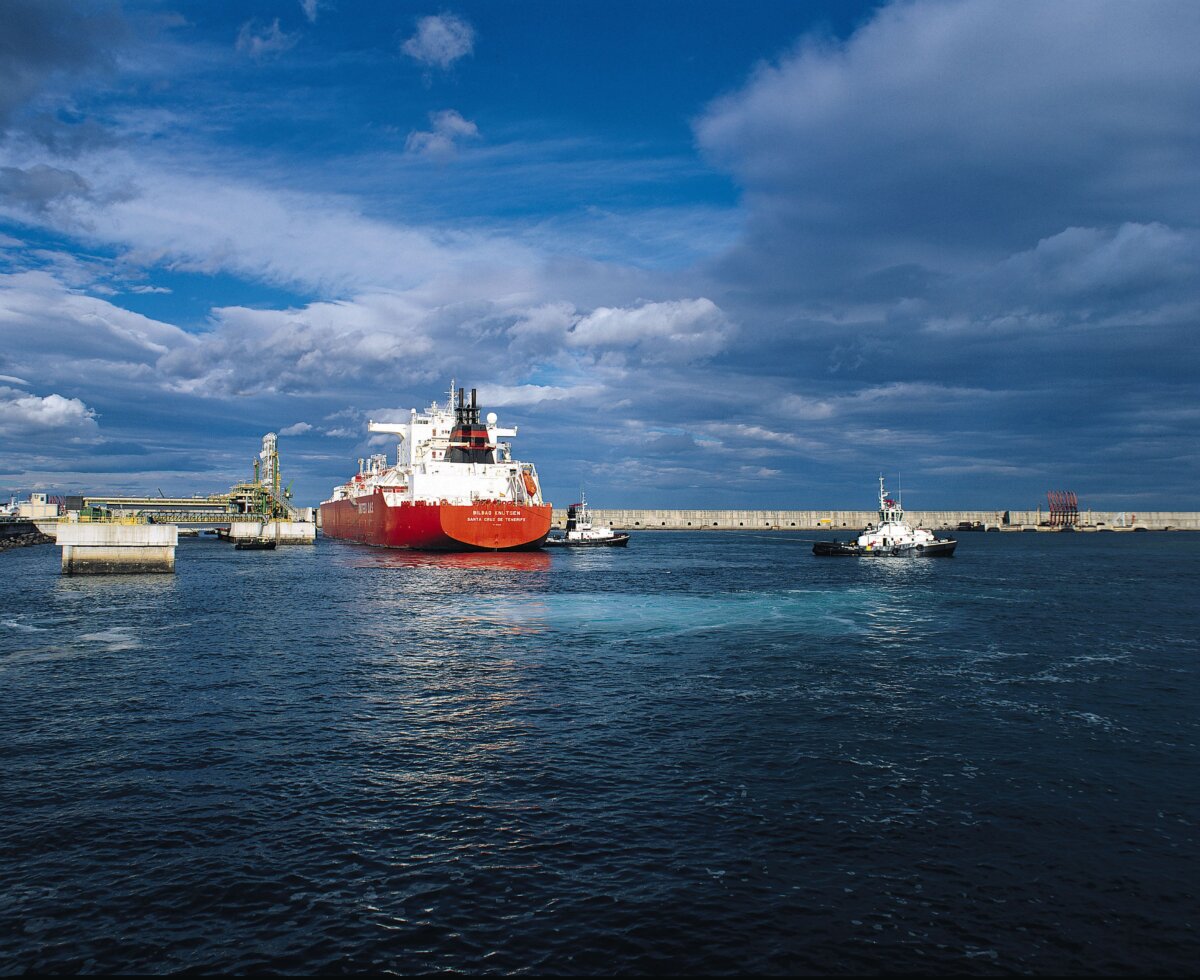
545 492 630 548
813 476 956 557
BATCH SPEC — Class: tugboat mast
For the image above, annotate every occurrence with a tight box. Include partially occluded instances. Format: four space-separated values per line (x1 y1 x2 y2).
879 474 904 524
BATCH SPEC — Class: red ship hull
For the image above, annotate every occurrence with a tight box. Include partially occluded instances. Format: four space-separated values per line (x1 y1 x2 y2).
320 492 552 551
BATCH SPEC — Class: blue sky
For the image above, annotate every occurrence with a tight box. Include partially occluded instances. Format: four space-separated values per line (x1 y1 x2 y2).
1 0 1197 511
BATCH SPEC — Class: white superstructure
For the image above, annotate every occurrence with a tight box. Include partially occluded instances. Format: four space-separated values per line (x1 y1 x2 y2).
323 386 545 508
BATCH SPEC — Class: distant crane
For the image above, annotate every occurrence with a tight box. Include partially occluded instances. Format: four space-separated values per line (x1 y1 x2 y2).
1047 490 1079 527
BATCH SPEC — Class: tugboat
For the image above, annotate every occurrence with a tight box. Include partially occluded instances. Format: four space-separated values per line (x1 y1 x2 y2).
813 476 956 557
545 493 630 548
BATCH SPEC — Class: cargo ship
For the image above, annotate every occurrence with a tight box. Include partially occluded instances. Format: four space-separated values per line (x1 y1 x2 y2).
320 386 552 551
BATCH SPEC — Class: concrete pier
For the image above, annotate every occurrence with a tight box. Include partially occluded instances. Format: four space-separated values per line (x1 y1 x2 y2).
56 523 178 574
227 520 317 545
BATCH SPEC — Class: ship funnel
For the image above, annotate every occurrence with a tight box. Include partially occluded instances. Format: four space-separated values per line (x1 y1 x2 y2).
471 387 477 409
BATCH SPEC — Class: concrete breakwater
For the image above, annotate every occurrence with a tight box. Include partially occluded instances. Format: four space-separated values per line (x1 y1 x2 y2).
0 519 54 550
551 509 1200 531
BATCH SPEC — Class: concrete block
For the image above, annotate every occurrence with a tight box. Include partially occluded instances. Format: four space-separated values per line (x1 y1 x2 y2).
269 521 316 545
228 521 264 540
57 523 178 574
228 520 316 545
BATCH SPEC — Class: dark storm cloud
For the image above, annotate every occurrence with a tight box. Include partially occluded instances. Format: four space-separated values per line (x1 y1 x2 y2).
687 0 1200 505
696 0 1200 302
0 164 93 213
0 0 126 131
22 113 117 157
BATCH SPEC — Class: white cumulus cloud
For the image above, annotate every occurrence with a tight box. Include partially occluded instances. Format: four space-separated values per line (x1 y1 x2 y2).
401 14 475 69
156 293 437 395
474 383 603 407
0 386 98 436
405 110 480 158
568 298 733 362
0 270 194 364
236 19 298 59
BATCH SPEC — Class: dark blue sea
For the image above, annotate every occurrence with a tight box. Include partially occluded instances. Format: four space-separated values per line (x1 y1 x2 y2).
2 530 1198 975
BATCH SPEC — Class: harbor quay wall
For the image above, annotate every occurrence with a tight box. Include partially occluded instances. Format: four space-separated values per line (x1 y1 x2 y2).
550 509 1200 531
56 523 178 574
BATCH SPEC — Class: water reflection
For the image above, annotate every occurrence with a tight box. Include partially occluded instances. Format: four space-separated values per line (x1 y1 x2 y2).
337 546 552 573
54 572 179 598
451 600 551 635
856 554 947 583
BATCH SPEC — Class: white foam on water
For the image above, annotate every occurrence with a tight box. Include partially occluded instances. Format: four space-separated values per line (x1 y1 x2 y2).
1066 710 1127 732
2 619 46 633
467 588 877 639
79 628 143 651
0 646 90 671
